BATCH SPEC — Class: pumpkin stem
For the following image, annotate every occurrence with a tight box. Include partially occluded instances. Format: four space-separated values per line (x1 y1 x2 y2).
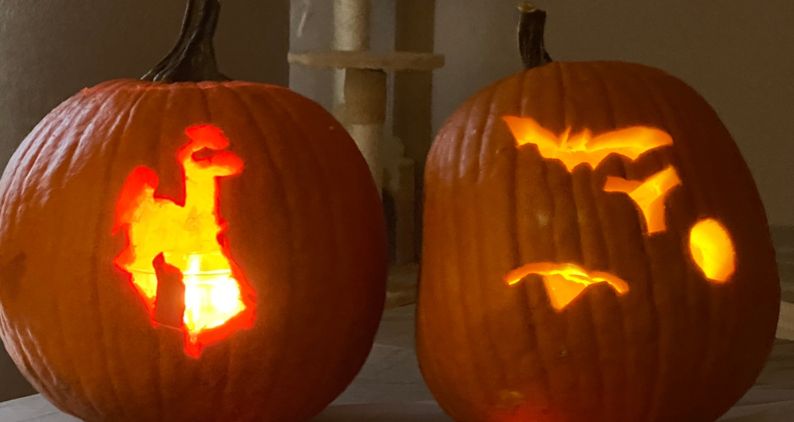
142 0 229 82
517 2 552 69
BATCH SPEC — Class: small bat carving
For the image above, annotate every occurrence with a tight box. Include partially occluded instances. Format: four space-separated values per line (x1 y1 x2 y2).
505 262 630 311
503 116 674 172
603 166 682 235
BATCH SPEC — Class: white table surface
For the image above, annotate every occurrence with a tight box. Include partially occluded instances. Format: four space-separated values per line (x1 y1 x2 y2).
2 305 793 422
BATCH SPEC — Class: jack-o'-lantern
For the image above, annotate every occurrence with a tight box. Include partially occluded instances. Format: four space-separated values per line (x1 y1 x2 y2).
0 1 386 421
417 5 779 422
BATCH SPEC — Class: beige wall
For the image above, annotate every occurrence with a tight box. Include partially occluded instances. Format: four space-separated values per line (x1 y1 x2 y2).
0 0 288 402
434 0 794 226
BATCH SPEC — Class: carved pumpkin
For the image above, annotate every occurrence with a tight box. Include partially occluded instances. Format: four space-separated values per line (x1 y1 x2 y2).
417 6 779 422
0 1 386 421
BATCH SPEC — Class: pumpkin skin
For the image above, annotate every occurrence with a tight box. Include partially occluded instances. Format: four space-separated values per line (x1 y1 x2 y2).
417 62 779 422
0 80 387 421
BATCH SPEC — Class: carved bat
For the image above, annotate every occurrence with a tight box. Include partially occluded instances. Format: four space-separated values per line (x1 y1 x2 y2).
505 262 630 311
503 116 673 172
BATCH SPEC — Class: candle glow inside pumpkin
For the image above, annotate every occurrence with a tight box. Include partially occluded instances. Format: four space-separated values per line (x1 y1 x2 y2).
114 124 253 357
503 116 737 312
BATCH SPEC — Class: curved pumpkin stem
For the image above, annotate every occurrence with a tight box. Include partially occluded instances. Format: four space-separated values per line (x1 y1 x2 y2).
517 2 552 70
142 0 229 82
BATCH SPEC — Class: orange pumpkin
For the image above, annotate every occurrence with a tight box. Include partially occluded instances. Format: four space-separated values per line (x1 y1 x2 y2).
417 6 779 422
0 1 386 421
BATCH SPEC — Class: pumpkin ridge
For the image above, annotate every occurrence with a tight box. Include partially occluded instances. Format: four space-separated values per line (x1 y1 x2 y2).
232 85 372 420
11 99 85 239
131 87 174 420
474 82 518 413
196 79 234 422
440 94 485 417
507 71 551 412
563 63 620 420
150 82 175 185
265 92 341 417
305 101 386 397
484 77 536 403
635 68 760 420
569 61 626 421
532 62 570 416
514 69 555 410
0 98 68 249
261 87 349 411
634 64 719 417
125 86 178 422
453 90 492 416
40 88 127 419
13 106 78 406
115 85 185 420
528 67 558 272
555 64 604 414
36 97 103 194
147 87 187 421
416 110 454 415
264 88 356 414
12 96 74 169
544 64 578 411
627 65 702 420
585 61 632 422
472 78 512 396
217 85 292 416
77 87 149 421
576 63 632 419
267 86 386 419
475 76 502 183
516 68 562 415
584 62 635 421
19 95 86 417
566 61 604 421
628 64 717 420
596 63 664 421
152 86 178 422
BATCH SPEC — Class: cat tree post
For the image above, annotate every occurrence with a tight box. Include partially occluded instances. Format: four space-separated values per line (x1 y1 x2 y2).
290 2 442 185
289 1 444 306
330 0 384 186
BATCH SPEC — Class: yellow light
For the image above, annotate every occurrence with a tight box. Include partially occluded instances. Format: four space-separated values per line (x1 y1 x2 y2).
503 116 673 172
689 219 736 283
604 166 681 235
115 124 251 356
505 262 629 311
181 252 245 339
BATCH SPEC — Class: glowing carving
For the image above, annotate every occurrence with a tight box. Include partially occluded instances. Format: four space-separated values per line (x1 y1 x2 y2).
689 219 736 283
505 263 629 311
603 166 682 234
503 116 673 172
114 124 253 357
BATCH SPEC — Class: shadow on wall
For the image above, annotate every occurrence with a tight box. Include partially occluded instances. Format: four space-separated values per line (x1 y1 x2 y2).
0 0 289 403
0 345 34 402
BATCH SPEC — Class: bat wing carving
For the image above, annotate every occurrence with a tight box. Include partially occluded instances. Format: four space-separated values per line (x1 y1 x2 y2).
503 116 673 172
505 262 630 311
